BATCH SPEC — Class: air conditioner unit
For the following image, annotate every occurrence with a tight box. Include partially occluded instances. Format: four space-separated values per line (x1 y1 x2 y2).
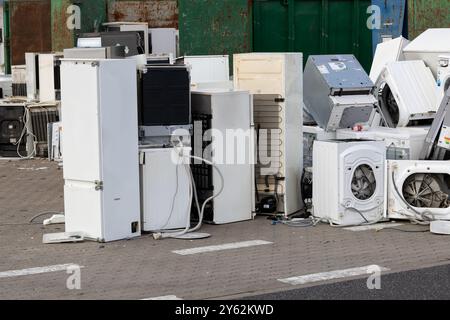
233 53 303 216
377 61 438 128
191 89 254 224
370 36 409 83
140 147 191 231
403 28 450 78
11 65 27 97
0 102 26 157
25 103 60 157
304 55 377 131
336 126 429 160
313 140 386 226
387 160 450 221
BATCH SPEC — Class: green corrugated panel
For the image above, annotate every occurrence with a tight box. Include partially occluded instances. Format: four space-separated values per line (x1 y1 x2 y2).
178 0 253 71
51 0 107 52
51 0 73 51
253 0 373 72
409 0 450 39
3 0 11 74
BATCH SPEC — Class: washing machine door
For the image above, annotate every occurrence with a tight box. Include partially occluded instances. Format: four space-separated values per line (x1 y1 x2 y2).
339 143 385 217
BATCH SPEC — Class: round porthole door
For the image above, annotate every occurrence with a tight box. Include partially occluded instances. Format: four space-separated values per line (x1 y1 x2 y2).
351 164 377 201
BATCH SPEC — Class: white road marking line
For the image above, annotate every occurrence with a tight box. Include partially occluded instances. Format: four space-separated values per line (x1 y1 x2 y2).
172 240 273 256
278 265 390 286
0 264 83 279
343 223 404 232
142 295 182 300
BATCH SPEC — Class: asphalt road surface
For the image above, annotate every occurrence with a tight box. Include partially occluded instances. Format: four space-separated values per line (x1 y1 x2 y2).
246 263 450 300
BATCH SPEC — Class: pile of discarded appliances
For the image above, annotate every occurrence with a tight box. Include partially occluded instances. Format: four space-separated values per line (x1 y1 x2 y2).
0 53 62 160
303 28 450 235
4 25 450 243
21 23 304 243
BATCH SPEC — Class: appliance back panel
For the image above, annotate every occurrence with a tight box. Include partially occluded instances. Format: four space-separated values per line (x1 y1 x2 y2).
30 109 59 143
0 106 25 156
141 67 190 126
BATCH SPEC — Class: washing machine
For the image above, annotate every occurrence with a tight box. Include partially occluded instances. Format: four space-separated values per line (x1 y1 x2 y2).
313 140 386 226
377 61 437 128
336 126 430 160
303 125 336 168
387 160 450 221
437 55 450 104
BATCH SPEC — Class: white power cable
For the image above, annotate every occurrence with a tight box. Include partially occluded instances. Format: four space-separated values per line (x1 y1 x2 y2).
153 150 225 240
13 107 36 159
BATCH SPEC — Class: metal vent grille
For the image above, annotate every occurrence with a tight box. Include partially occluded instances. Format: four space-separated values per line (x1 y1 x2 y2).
191 113 214 221
254 94 285 195
12 84 27 97
28 105 59 157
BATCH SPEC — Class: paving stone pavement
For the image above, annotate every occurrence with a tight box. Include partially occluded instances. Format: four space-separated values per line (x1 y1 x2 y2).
1 159 450 300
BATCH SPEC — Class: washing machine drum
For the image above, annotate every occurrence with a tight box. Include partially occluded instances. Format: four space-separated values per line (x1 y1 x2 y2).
388 160 450 221
402 173 450 209
351 164 377 201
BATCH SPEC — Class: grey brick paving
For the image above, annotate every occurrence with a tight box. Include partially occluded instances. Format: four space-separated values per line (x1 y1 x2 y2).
1 159 450 300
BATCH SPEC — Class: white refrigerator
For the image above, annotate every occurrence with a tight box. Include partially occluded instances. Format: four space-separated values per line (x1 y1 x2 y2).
191 89 254 224
60 59 141 242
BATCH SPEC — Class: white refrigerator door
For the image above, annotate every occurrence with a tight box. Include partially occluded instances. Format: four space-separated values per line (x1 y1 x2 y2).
211 92 253 224
61 60 103 239
97 60 141 241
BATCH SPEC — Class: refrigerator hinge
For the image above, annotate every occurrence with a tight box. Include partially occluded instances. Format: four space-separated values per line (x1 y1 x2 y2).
94 180 104 191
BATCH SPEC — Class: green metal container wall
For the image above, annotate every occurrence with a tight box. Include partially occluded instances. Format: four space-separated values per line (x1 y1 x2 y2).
178 0 252 69
9 0 52 65
408 0 450 39
253 0 373 72
3 0 11 74
107 0 178 28
51 0 107 52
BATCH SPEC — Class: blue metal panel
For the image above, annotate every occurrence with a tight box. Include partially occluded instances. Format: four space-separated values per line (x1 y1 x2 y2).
371 0 406 54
